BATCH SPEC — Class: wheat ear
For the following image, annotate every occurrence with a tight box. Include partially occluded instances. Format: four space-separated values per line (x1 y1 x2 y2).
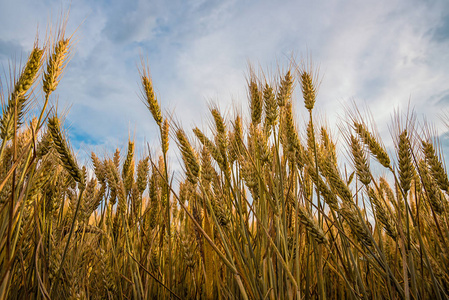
176 128 200 184
263 83 278 133
193 127 224 169
136 157 149 194
422 140 449 192
368 187 397 239
141 70 162 125
43 39 70 97
297 205 327 244
249 77 262 125
161 119 170 154
1 46 44 140
122 140 135 194
277 70 293 107
47 116 84 186
354 122 391 169
398 130 414 194
300 71 316 111
350 135 371 186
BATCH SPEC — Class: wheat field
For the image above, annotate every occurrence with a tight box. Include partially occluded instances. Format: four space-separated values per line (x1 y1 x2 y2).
1 24 448 300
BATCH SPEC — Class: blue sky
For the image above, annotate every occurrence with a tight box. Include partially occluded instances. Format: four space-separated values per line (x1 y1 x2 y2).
1 0 449 166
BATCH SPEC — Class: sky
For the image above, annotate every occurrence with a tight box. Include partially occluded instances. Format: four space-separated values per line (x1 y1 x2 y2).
1 0 449 170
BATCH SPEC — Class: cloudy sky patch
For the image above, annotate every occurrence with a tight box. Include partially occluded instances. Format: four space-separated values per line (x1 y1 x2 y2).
1 0 449 164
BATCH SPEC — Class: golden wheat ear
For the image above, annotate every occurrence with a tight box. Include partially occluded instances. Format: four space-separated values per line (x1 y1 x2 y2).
262 83 278 134
297 205 327 244
161 119 170 154
353 122 391 169
422 140 449 192
122 140 135 194
139 64 163 126
397 130 414 194
276 69 293 107
300 71 316 111
176 128 200 185
350 134 371 186
47 115 84 186
43 38 70 97
0 44 44 141
249 75 262 126
136 156 150 194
